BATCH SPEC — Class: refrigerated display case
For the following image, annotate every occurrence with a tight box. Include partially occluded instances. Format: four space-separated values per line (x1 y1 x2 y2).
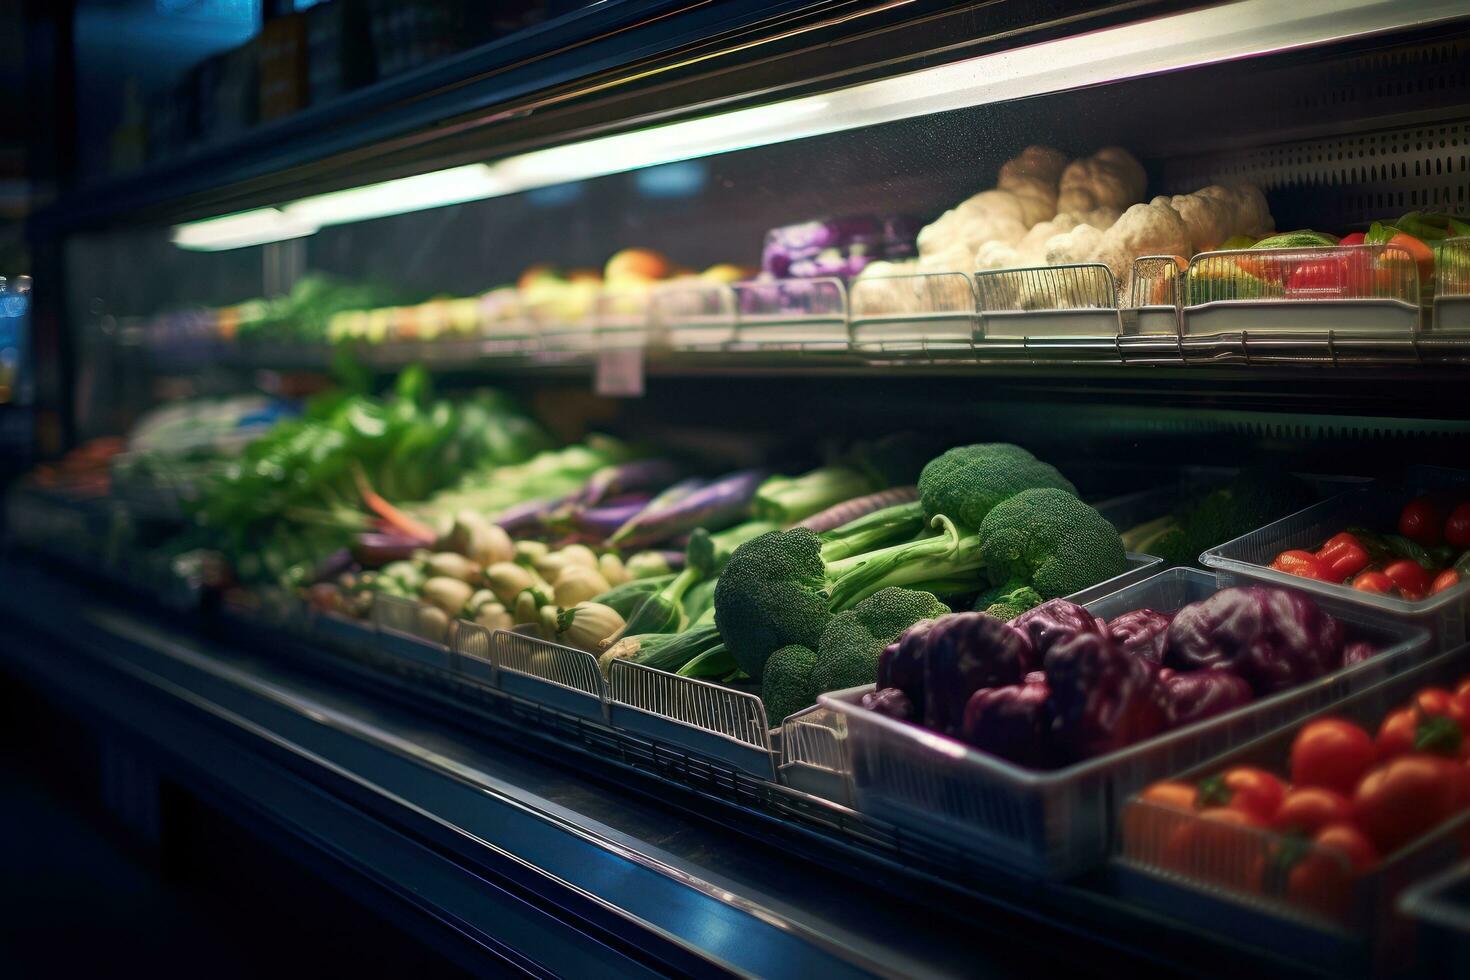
10 0 1470 974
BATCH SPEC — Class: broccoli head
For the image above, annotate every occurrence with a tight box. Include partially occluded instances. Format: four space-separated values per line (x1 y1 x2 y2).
979 584 1043 621
1123 468 1314 567
978 488 1127 599
812 587 948 695
715 528 831 679
761 644 819 725
716 522 982 680
918 443 1077 529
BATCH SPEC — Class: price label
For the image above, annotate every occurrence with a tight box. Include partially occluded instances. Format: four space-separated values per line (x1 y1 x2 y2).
595 347 645 397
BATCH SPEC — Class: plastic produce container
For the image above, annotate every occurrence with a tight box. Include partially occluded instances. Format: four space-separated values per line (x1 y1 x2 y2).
1117 643 1470 972
1400 862 1470 975
1202 471 1470 649
847 271 977 361
823 568 1430 879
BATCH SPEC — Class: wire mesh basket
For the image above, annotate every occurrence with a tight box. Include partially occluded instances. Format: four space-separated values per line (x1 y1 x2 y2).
606 659 775 777
450 618 496 685
974 263 1124 352
847 271 978 361
1120 256 1186 357
649 279 738 350
371 593 453 669
1180 244 1422 362
731 277 850 350
779 704 852 804
488 628 607 721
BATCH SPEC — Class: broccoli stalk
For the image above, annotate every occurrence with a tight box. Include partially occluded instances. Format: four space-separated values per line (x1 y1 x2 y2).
823 516 983 612
754 467 880 525
816 500 929 561
613 528 717 639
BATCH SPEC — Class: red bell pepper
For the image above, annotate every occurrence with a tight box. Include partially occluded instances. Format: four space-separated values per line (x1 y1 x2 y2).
1316 531 1370 582
1383 558 1431 601
1271 549 1328 581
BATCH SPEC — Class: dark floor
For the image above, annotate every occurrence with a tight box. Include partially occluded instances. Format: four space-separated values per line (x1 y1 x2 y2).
0 669 468 976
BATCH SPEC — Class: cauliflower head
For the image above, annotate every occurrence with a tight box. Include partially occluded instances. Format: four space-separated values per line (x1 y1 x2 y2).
997 145 1068 226
1057 147 1147 215
1088 200 1191 284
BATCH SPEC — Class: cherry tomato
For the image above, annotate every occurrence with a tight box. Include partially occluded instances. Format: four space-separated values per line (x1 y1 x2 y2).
1354 754 1463 855
1432 568 1462 596
1286 824 1380 920
1291 718 1376 795
1162 807 1267 893
1383 559 1432 601
1273 787 1354 834
1386 232 1437 285
1338 232 1367 247
1271 549 1328 581
1352 570 1394 595
1446 503 1470 550
1196 766 1286 823
1139 780 1199 812
1376 706 1464 760
1399 497 1443 547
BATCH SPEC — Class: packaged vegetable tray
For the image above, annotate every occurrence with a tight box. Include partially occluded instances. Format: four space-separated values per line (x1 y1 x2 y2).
1202 468 1470 649
1117 643 1470 973
822 568 1429 880
1400 861 1470 975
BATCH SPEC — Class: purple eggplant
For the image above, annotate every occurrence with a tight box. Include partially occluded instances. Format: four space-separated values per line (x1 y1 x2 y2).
1160 671 1253 729
492 494 578 535
1106 608 1173 664
861 687 915 721
799 486 919 533
313 548 356 583
576 459 683 508
558 493 656 541
960 676 1054 768
352 532 421 567
608 469 767 549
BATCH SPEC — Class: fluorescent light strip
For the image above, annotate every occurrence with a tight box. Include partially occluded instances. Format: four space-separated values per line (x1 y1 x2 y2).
174 0 1467 250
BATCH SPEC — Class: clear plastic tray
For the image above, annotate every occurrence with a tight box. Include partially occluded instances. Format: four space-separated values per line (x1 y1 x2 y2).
649 279 737 350
1400 861 1470 974
974 263 1123 345
449 618 496 687
1433 236 1470 334
731 277 849 350
1201 470 1470 649
1117 255 1185 363
594 283 655 351
1180 244 1422 363
779 704 852 804
847 271 977 361
823 567 1430 879
1117 643 1470 971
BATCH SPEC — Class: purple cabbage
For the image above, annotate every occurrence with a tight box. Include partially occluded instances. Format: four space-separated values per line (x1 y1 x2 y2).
1106 608 1173 664
1046 631 1167 763
917 613 1035 736
1164 587 1345 696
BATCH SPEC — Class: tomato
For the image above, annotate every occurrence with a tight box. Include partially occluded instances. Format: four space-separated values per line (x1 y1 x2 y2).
1352 570 1394 595
1338 232 1367 247
1291 718 1377 795
1139 780 1199 812
1161 807 1267 893
1285 251 1376 299
1446 503 1470 550
1353 754 1463 855
1271 549 1328 581
1383 559 1432 601
1197 766 1286 822
1286 824 1379 920
1432 568 1462 596
1376 702 1465 761
1273 787 1354 834
1316 532 1370 582
1399 497 1443 547
1386 232 1437 284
